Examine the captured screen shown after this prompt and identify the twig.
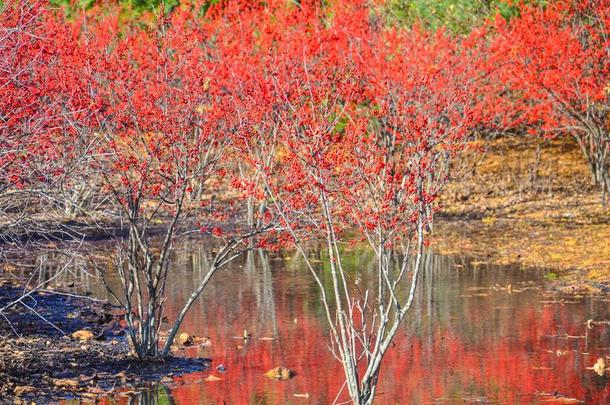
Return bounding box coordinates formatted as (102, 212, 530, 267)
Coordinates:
(40, 290, 106, 302)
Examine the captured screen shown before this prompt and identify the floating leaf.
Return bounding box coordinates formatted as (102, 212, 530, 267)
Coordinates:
(177, 333, 194, 346)
(592, 358, 606, 376)
(265, 366, 294, 381)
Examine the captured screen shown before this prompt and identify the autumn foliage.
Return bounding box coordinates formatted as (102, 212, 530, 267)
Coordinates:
(486, 0, 610, 202)
(1, 0, 608, 402)
(1, 0, 607, 233)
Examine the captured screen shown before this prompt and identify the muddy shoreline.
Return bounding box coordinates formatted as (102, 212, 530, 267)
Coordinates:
(0, 281, 209, 404)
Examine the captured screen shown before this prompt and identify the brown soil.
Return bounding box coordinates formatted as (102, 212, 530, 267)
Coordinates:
(0, 280, 209, 404)
(433, 136, 610, 293)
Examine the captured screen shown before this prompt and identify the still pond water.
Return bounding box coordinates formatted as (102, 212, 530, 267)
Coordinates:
(48, 238, 608, 404)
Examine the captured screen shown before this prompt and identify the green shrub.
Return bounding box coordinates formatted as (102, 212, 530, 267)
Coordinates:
(385, 0, 547, 33)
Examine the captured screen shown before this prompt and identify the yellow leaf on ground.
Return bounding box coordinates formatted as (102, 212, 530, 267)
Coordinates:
(53, 378, 79, 388)
(481, 216, 496, 225)
(72, 330, 94, 341)
(14, 386, 36, 396)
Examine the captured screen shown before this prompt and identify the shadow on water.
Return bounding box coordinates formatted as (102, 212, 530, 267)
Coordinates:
(20, 238, 609, 404)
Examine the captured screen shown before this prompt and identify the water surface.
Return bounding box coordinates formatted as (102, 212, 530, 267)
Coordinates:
(39, 239, 608, 404)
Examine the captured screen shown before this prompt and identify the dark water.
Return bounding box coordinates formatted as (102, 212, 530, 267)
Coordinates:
(32, 238, 608, 404)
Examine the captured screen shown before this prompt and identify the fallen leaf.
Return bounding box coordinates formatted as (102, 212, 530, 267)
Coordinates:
(79, 374, 97, 383)
(114, 371, 128, 380)
(264, 366, 294, 381)
(87, 386, 107, 394)
(14, 386, 36, 396)
(53, 378, 79, 389)
(540, 397, 583, 404)
(72, 330, 94, 341)
(204, 375, 222, 382)
(198, 337, 212, 346)
(481, 216, 497, 225)
(592, 358, 606, 376)
(177, 332, 194, 346)
(556, 350, 568, 356)
(537, 392, 584, 403)
(80, 393, 99, 399)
